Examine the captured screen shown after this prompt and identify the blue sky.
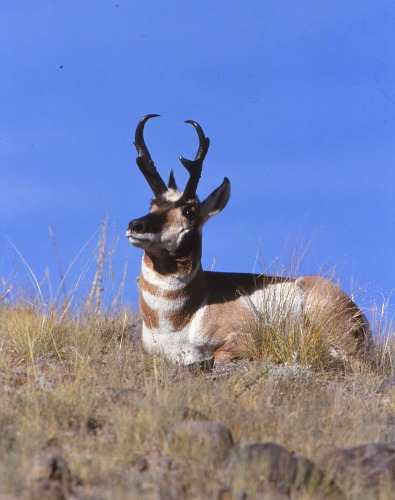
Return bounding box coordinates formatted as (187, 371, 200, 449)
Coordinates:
(1, 1, 395, 322)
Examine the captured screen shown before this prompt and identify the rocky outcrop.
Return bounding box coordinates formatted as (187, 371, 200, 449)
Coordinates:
(229, 442, 343, 499)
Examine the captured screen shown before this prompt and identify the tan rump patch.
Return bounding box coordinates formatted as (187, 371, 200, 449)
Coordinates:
(297, 276, 371, 357)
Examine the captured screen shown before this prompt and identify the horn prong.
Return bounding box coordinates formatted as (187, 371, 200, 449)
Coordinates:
(180, 120, 210, 199)
(168, 170, 178, 190)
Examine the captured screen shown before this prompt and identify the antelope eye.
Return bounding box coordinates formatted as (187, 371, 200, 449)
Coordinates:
(182, 205, 197, 221)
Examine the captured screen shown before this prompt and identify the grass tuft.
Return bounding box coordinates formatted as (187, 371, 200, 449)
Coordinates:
(244, 315, 344, 372)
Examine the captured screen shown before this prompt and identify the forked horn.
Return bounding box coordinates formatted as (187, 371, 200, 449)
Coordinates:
(179, 120, 210, 200)
(134, 114, 167, 197)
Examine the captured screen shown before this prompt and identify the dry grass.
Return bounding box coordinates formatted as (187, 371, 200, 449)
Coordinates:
(244, 314, 346, 373)
(243, 306, 394, 376)
(0, 232, 394, 498)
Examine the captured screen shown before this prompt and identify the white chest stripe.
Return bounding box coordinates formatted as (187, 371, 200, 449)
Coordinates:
(141, 288, 188, 312)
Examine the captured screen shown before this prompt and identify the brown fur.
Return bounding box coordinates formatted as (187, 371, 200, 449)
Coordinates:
(165, 272, 207, 330)
(297, 276, 371, 357)
(139, 293, 159, 329)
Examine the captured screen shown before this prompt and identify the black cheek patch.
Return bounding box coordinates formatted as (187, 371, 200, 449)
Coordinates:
(137, 211, 169, 234)
(176, 229, 201, 256)
(149, 211, 169, 233)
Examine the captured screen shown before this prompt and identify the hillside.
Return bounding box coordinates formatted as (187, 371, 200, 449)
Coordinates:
(0, 295, 394, 499)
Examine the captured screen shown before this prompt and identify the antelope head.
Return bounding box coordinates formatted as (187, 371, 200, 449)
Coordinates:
(127, 115, 231, 261)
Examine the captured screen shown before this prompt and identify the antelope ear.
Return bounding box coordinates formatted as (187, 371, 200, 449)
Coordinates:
(201, 177, 231, 220)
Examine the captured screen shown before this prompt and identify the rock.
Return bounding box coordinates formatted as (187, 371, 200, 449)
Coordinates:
(320, 442, 395, 493)
(86, 416, 103, 435)
(30, 480, 66, 500)
(170, 357, 214, 379)
(217, 487, 232, 500)
(29, 453, 72, 499)
(180, 406, 210, 421)
(4, 371, 29, 388)
(61, 374, 77, 384)
(132, 455, 149, 473)
(106, 387, 145, 404)
(229, 442, 343, 498)
(1, 425, 17, 452)
(378, 377, 395, 392)
(158, 473, 185, 500)
(166, 420, 234, 465)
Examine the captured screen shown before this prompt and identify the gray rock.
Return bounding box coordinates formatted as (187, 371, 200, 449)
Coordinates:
(166, 420, 234, 465)
(379, 377, 395, 392)
(30, 480, 66, 500)
(29, 453, 72, 499)
(229, 442, 343, 499)
(320, 442, 395, 493)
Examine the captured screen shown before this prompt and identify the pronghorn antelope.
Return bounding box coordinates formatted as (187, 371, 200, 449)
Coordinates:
(126, 115, 372, 368)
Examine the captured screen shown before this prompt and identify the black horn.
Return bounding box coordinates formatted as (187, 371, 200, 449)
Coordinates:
(179, 120, 210, 200)
(134, 114, 168, 197)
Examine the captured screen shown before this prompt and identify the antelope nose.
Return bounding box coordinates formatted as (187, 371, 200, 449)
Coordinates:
(129, 219, 145, 233)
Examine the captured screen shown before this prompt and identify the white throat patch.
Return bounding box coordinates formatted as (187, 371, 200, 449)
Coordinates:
(141, 256, 200, 292)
